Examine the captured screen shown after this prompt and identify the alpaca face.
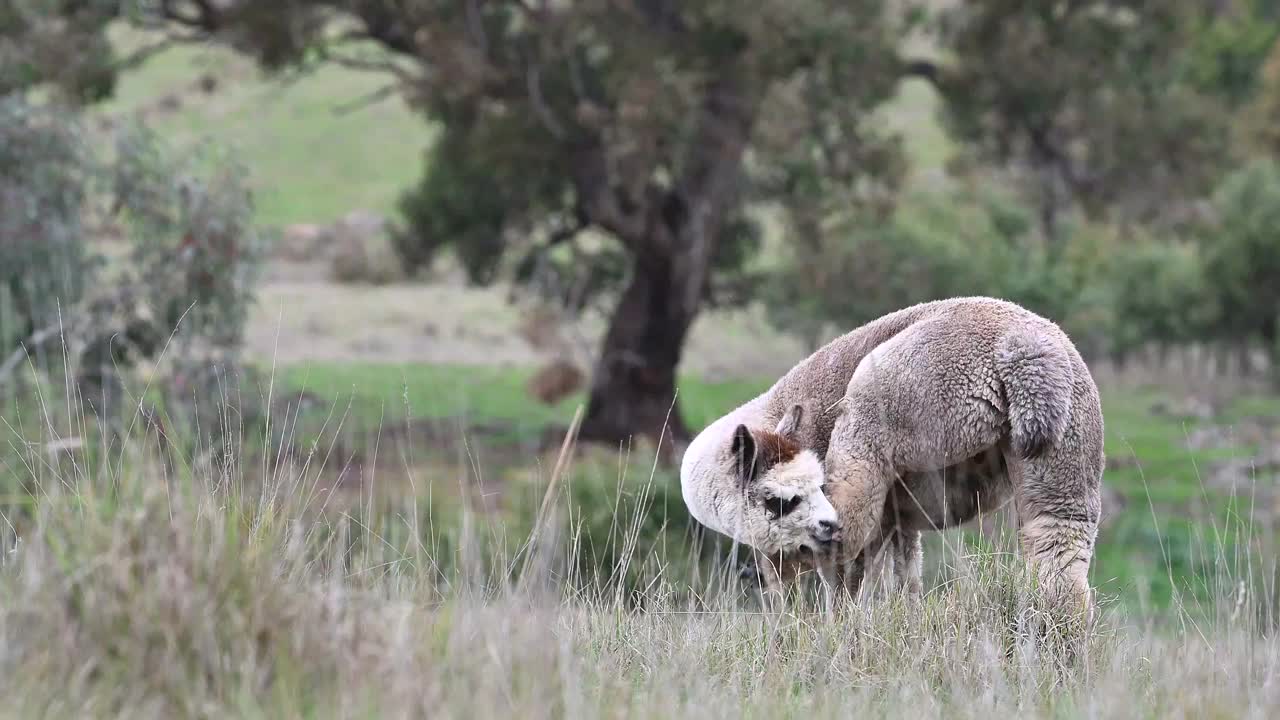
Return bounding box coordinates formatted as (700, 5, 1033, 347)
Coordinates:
(682, 405, 840, 555)
(734, 440, 839, 555)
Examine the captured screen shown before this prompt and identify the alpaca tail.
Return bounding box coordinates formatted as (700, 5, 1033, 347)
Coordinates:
(996, 326, 1075, 459)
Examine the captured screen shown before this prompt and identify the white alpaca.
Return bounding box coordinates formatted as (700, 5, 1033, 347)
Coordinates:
(679, 297, 1104, 608)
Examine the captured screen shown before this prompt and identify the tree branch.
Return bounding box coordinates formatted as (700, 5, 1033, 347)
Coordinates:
(464, 0, 490, 55)
(527, 63, 566, 138)
(0, 322, 66, 387)
(668, 71, 757, 313)
(331, 83, 399, 115)
(157, 0, 223, 33)
(316, 43, 419, 84)
(571, 140, 647, 245)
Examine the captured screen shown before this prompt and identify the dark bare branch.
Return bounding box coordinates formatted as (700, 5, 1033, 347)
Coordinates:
(158, 0, 223, 33)
(0, 322, 67, 386)
(669, 72, 756, 313)
(318, 46, 419, 84)
(110, 36, 180, 72)
(465, 0, 490, 55)
(527, 64, 566, 138)
(570, 139, 646, 245)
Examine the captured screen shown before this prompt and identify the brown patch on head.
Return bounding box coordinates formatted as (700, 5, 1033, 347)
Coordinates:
(752, 430, 800, 477)
(731, 425, 803, 485)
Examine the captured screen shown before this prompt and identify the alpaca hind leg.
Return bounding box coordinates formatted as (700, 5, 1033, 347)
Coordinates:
(892, 529, 924, 596)
(1007, 444, 1102, 621)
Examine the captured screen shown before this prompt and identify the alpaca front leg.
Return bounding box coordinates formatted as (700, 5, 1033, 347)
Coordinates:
(750, 548, 788, 611)
(824, 455, 892, 589)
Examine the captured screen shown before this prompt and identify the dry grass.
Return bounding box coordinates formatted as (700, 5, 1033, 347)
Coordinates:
(245, 273, 808, 382)
(0, 386, 1277, 719)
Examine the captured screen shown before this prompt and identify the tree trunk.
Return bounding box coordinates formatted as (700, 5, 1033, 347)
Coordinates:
(580, 252, 696, 446)
(574, 72, 756, 448)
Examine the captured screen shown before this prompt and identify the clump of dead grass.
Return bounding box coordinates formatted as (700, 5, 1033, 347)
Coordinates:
(0, 393, 1276, 719)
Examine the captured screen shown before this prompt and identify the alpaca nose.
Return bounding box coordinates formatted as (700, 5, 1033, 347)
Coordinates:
(814, 519, 838, 543)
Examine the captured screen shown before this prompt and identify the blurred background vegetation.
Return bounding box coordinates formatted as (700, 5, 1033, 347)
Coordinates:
(3, 0, 1280, 614)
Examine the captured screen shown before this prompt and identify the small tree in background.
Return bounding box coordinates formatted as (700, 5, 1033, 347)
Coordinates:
(1199, 160, 1280, 374)
(1106, 239, 1212, 367)
(0, 96, 93, 356)
(937, 2, 1233, 239)
(0, 95, 261, 437)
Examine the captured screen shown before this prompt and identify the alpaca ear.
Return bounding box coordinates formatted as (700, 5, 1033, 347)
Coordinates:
(774, 404, 803, 439)
(730, 424, 758, 485)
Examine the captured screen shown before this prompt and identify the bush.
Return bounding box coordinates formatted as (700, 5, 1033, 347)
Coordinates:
(1199, 160, 1280, 369)
(0, 96, 93, 350)
(763, 201, 996, 349)
(0, 96, 261, 441)
(1106, 240, 1212, 361)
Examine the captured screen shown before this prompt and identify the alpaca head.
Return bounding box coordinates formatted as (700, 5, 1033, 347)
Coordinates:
(681, 404, 839, 555)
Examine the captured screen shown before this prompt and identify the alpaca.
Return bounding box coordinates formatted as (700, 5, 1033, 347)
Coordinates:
(679, 297, 1104, 609)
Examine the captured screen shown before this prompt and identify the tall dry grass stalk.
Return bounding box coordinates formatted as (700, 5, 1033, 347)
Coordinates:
(0, 373, 1276, 719)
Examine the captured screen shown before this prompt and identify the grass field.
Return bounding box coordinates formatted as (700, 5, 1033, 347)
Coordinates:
(100, 26, 433, 228)
(0, 387, 1275, 717)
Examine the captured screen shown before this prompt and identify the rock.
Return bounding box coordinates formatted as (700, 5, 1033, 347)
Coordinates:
(156, 93, 183, 113)
(338, 209, 386, 233)
(1185, 421, 1280, 452)
(277, 223, 325, 261)
(327, 211, 401, 285)
(527, 358, 584, 406)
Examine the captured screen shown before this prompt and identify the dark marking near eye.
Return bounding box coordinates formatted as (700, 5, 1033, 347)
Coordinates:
(764, 494, 804, 519)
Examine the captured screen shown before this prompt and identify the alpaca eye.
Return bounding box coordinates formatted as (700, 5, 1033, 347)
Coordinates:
(765, 494, 804, 519)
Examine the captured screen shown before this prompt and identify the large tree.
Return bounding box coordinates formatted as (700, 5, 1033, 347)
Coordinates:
(135, 0, 1238, 444)
(141, 0, 910, 443)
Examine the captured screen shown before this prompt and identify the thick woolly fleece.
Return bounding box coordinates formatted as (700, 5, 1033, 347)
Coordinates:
(680, 296, 1105, 600)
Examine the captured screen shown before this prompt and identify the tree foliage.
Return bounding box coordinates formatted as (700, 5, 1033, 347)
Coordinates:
(0, 0, 120, 102)
(1243, 37, 1280, 156)
(0, 95, 93, 347)
(1199, 160, 1280, 361)
(1106, 239, 1212, 360)
(937, 1, 1233, 235)
(0, 95, 260, 427)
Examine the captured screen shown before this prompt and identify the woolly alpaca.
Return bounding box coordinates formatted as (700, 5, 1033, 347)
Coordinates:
(679, 297, 1104, 608)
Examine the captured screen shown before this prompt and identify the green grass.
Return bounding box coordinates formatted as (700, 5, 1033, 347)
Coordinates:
(276, 361, 770, 436)
(98, 23, 955, 231)
(270, 361, 1280, 612)
(101, 26, 433, 228)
